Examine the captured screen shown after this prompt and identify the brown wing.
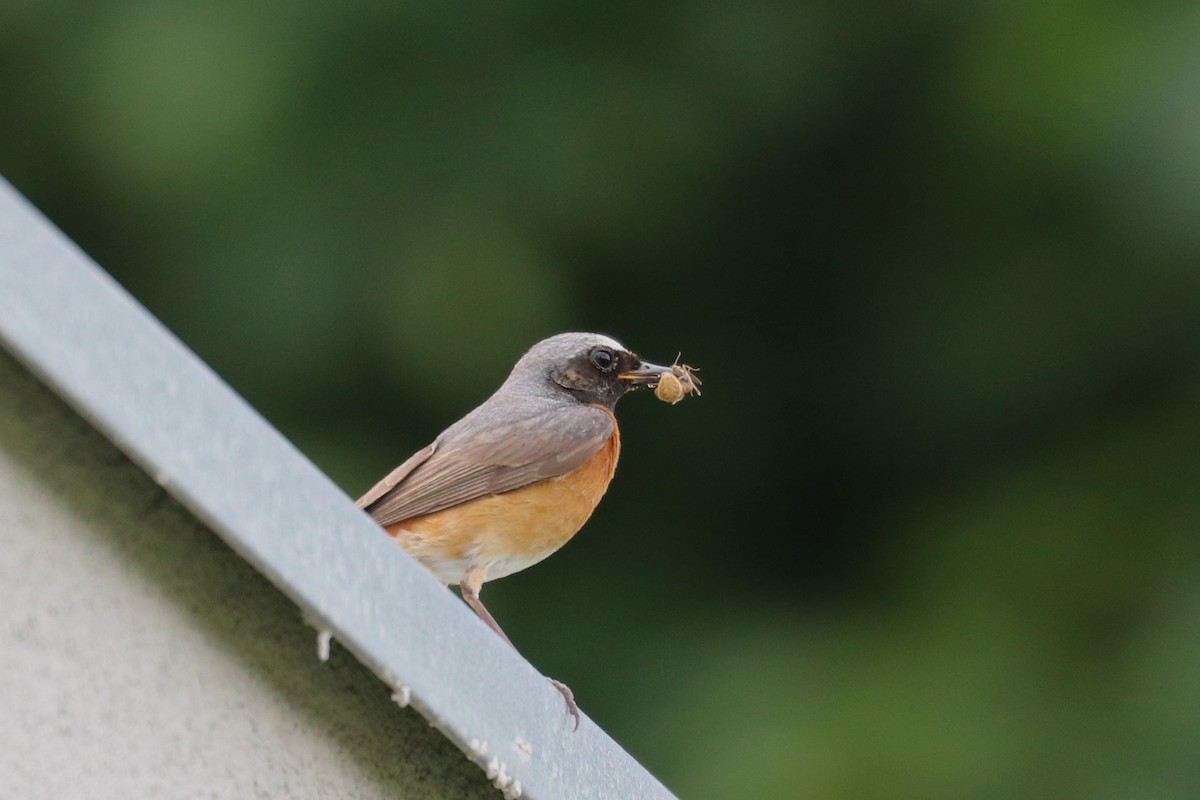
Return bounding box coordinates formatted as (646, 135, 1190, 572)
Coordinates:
(357, 403, 613, 527)
(355, 442, 437, 511)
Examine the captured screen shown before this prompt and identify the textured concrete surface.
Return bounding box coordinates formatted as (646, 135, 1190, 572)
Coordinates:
(0, 348, 498, 800)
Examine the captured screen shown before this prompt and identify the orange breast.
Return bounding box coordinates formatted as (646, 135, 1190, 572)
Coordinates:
(386, 417, 621, 585)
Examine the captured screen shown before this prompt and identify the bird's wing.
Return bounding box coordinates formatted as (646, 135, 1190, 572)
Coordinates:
(357, 404, 614, 527)
(355, 442, 438, 511)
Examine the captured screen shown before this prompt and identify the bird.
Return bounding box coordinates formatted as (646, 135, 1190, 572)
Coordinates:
(356, 332, 680, 728)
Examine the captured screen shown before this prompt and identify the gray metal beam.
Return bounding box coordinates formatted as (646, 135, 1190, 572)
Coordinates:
(0, 177, 677, 800)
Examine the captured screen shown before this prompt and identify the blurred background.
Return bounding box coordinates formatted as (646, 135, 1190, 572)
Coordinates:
(4, 3, 1200, 797)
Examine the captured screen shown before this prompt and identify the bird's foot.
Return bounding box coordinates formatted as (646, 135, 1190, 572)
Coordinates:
(549, 678, 580, 731)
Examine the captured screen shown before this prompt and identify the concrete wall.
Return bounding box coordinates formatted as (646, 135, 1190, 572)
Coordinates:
(0, 347, 497, 799)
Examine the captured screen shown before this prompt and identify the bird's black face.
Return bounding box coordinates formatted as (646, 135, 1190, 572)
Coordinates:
(552, 343, 671, 409)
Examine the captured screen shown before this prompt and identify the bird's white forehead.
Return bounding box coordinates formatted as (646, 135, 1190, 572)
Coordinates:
(510, 333, 635, 376)
(532, 331, 628, 355)
(591, 333, 626, 351)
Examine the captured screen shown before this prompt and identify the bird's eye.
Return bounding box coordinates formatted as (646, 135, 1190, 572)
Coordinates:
(590, 347, 616, 371)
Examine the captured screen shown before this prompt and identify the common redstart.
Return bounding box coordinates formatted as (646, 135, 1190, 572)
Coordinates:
(357, 332, 689, 728)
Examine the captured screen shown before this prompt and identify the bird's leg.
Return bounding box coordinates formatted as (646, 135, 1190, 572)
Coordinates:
(459, 566, 515, 647)
(459, 566, 581, 730)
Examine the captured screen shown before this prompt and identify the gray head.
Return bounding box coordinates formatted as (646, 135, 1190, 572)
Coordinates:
(501, 332, 672, 409)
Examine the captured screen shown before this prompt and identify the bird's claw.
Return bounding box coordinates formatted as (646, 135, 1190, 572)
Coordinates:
(549, 678, 580, 731)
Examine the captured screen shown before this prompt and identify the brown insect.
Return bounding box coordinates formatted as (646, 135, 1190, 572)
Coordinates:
(654, 357, 702, 404)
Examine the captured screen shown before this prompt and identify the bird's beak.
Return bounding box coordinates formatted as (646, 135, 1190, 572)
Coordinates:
(617, 360, 673, 387)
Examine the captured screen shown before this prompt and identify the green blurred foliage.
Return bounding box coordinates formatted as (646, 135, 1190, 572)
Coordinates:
(5, 2, 1200, 797)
